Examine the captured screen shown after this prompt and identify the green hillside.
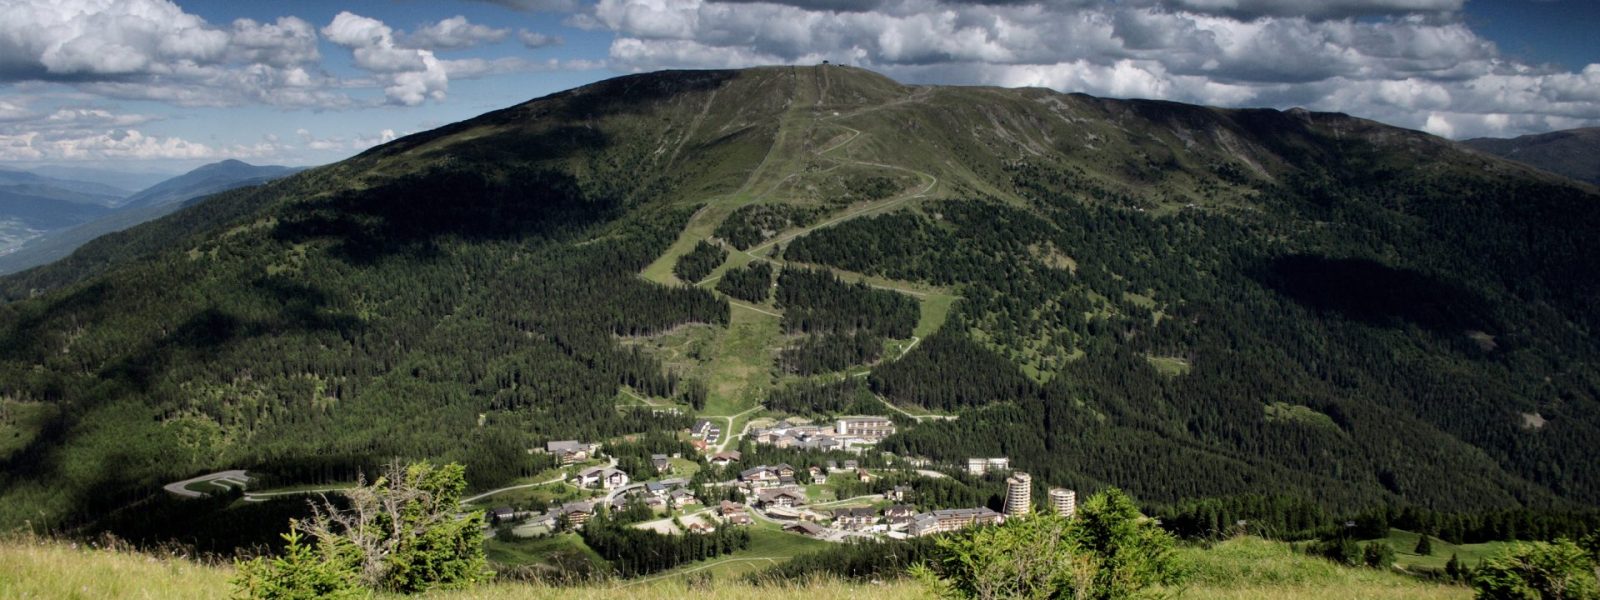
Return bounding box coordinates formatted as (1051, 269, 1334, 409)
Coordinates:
(0, 65, 1597, 549)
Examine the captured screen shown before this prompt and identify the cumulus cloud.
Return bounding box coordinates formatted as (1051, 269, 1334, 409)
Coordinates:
(0, 127, 291, 162)
(322, 11, 449, 106)
(468, 0, 584, 13)
(589, 0, 1600, 138)
(401, 16, 509, 50)
(518, 29, 564, 49)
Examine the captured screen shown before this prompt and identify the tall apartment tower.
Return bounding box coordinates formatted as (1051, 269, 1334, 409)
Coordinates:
(1004, 472, 1032, 518)
(1048, 487, 1077, 518)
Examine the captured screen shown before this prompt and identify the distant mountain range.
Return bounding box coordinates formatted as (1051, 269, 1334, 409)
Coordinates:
(0, 160, 301, 274)
(1463, 127, 1600, 185)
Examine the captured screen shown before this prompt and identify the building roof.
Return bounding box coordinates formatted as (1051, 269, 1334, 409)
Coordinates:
(785, 522, 827, 536)
(546, 440, 587, 453)
(930, 507, 1002, 519)
(837, 416, 893, 423)
(561, 501, 595, 514)
(832, 507, 876, 519)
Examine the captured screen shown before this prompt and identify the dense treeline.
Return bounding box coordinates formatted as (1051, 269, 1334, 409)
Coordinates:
(673, 240, 726, 283)
(763, 378, 881, 416)
(778, 331, 883, 375)
(0, 163, 728, 537)
(712, 203, 820, 250)
(774, 267, 917, 338)
(803, 183, 1600, 513)
(714, 261, 772, 303)
(604, 432, 699, 481)
(579, 509, 750, 577)
(868, 331, 1036, 412)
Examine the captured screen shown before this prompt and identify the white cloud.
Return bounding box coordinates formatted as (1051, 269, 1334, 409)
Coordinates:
(401, 16, 509, 50)
(518, 29, 564, 49)
(228, 16, 320, 67)
(322, 11, 448, 105)
(0, 128, 290, 162)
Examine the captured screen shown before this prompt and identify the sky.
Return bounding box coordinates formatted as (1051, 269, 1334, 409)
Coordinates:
(1, 0, 1597, 174)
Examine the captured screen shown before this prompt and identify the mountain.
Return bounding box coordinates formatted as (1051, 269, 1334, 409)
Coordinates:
(114, 159, 300, 211)
(0, 160, 300, 275)
(0, 66, 1596, 551)
(0, 168, 131, 203)
(1463, 127, 1600, 185)
(23, 165, 179, 195)
(0, 169, 126, 255)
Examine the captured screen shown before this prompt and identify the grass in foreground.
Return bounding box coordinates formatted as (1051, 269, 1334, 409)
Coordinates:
(0, 534, 1474, 600)
(1173, 536, 1471, 600)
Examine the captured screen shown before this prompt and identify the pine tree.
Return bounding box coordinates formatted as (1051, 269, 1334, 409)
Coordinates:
(1414, 534, 1434, 556)
(1445, 553, 1463, 581)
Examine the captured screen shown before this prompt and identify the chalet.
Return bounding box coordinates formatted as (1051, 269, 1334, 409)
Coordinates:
(575, 466, 630, 490)
(544, 440, 596, 464)
(560, 501, 596, 528)
(756, 487, 807, 509)
(888, 485, 912, 502)
(835, 416, 896, 440)
(489, 507, 516, 524)
(709, 450, 742, 466)
(908, 507, 1005, 537)
(725, 512, 753, 526)
(690, 439, 710, 451)
(686, 521, 716, 534)
(827, 460, 842, 473)
(719, 500, 744, 516)
(843, 460, 859, 470)
(740, 464, 796, 487)
(645, 481, 669, 497)
(808, 465, 823, 479)
(885, 505, 916, 528)
(670, 488, 699, 508)
(784, 522, 828, 538)
(651, 454, 672, 473)
(856, 468, 873, 483)
(831, 507, 877, 530)
(690, 420, 714, 438)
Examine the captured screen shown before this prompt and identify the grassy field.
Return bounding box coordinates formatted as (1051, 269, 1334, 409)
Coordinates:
(1172, 537, 1472, 600)
(1368, 529, 1514, 571)
(0, 534, 1479, 600)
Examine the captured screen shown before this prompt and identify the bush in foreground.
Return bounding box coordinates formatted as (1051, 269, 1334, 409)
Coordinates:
(233, 461, 489, 598)
(1471, 538, 1597, 600)
(911, 488, 1183, 599)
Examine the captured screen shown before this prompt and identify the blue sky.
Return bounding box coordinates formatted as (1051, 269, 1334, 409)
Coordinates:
(1, 0, 1596, 173)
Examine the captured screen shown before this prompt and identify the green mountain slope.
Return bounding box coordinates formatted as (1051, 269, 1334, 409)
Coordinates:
(0, 160, 303, 276)
(0, 66, 1596, 541)
(1463, 127, 1600, 185)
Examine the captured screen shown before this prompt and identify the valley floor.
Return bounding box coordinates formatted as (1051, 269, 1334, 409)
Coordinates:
(0, 535, 1471, 599)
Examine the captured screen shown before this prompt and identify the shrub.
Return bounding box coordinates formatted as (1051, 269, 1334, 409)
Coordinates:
(912, 487, 1182, 599)
(232, 461, 489, 598)
(1363, 542, 1395, 569)
(1471, 539, 1598, 600)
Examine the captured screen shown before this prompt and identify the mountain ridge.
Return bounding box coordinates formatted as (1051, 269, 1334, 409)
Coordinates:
(1462, 127, 1600, 185)
(0, 66, 1595, 550)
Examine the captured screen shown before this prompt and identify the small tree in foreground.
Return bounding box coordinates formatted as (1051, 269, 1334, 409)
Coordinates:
(912, 488, 1182, 600)
(1471, 539, 1598, 600)
(233, 461, 489, 598)
(1363, 542, 1396, 569)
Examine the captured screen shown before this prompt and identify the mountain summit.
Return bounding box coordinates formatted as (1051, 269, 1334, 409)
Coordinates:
(0, 66, 1596, 543)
